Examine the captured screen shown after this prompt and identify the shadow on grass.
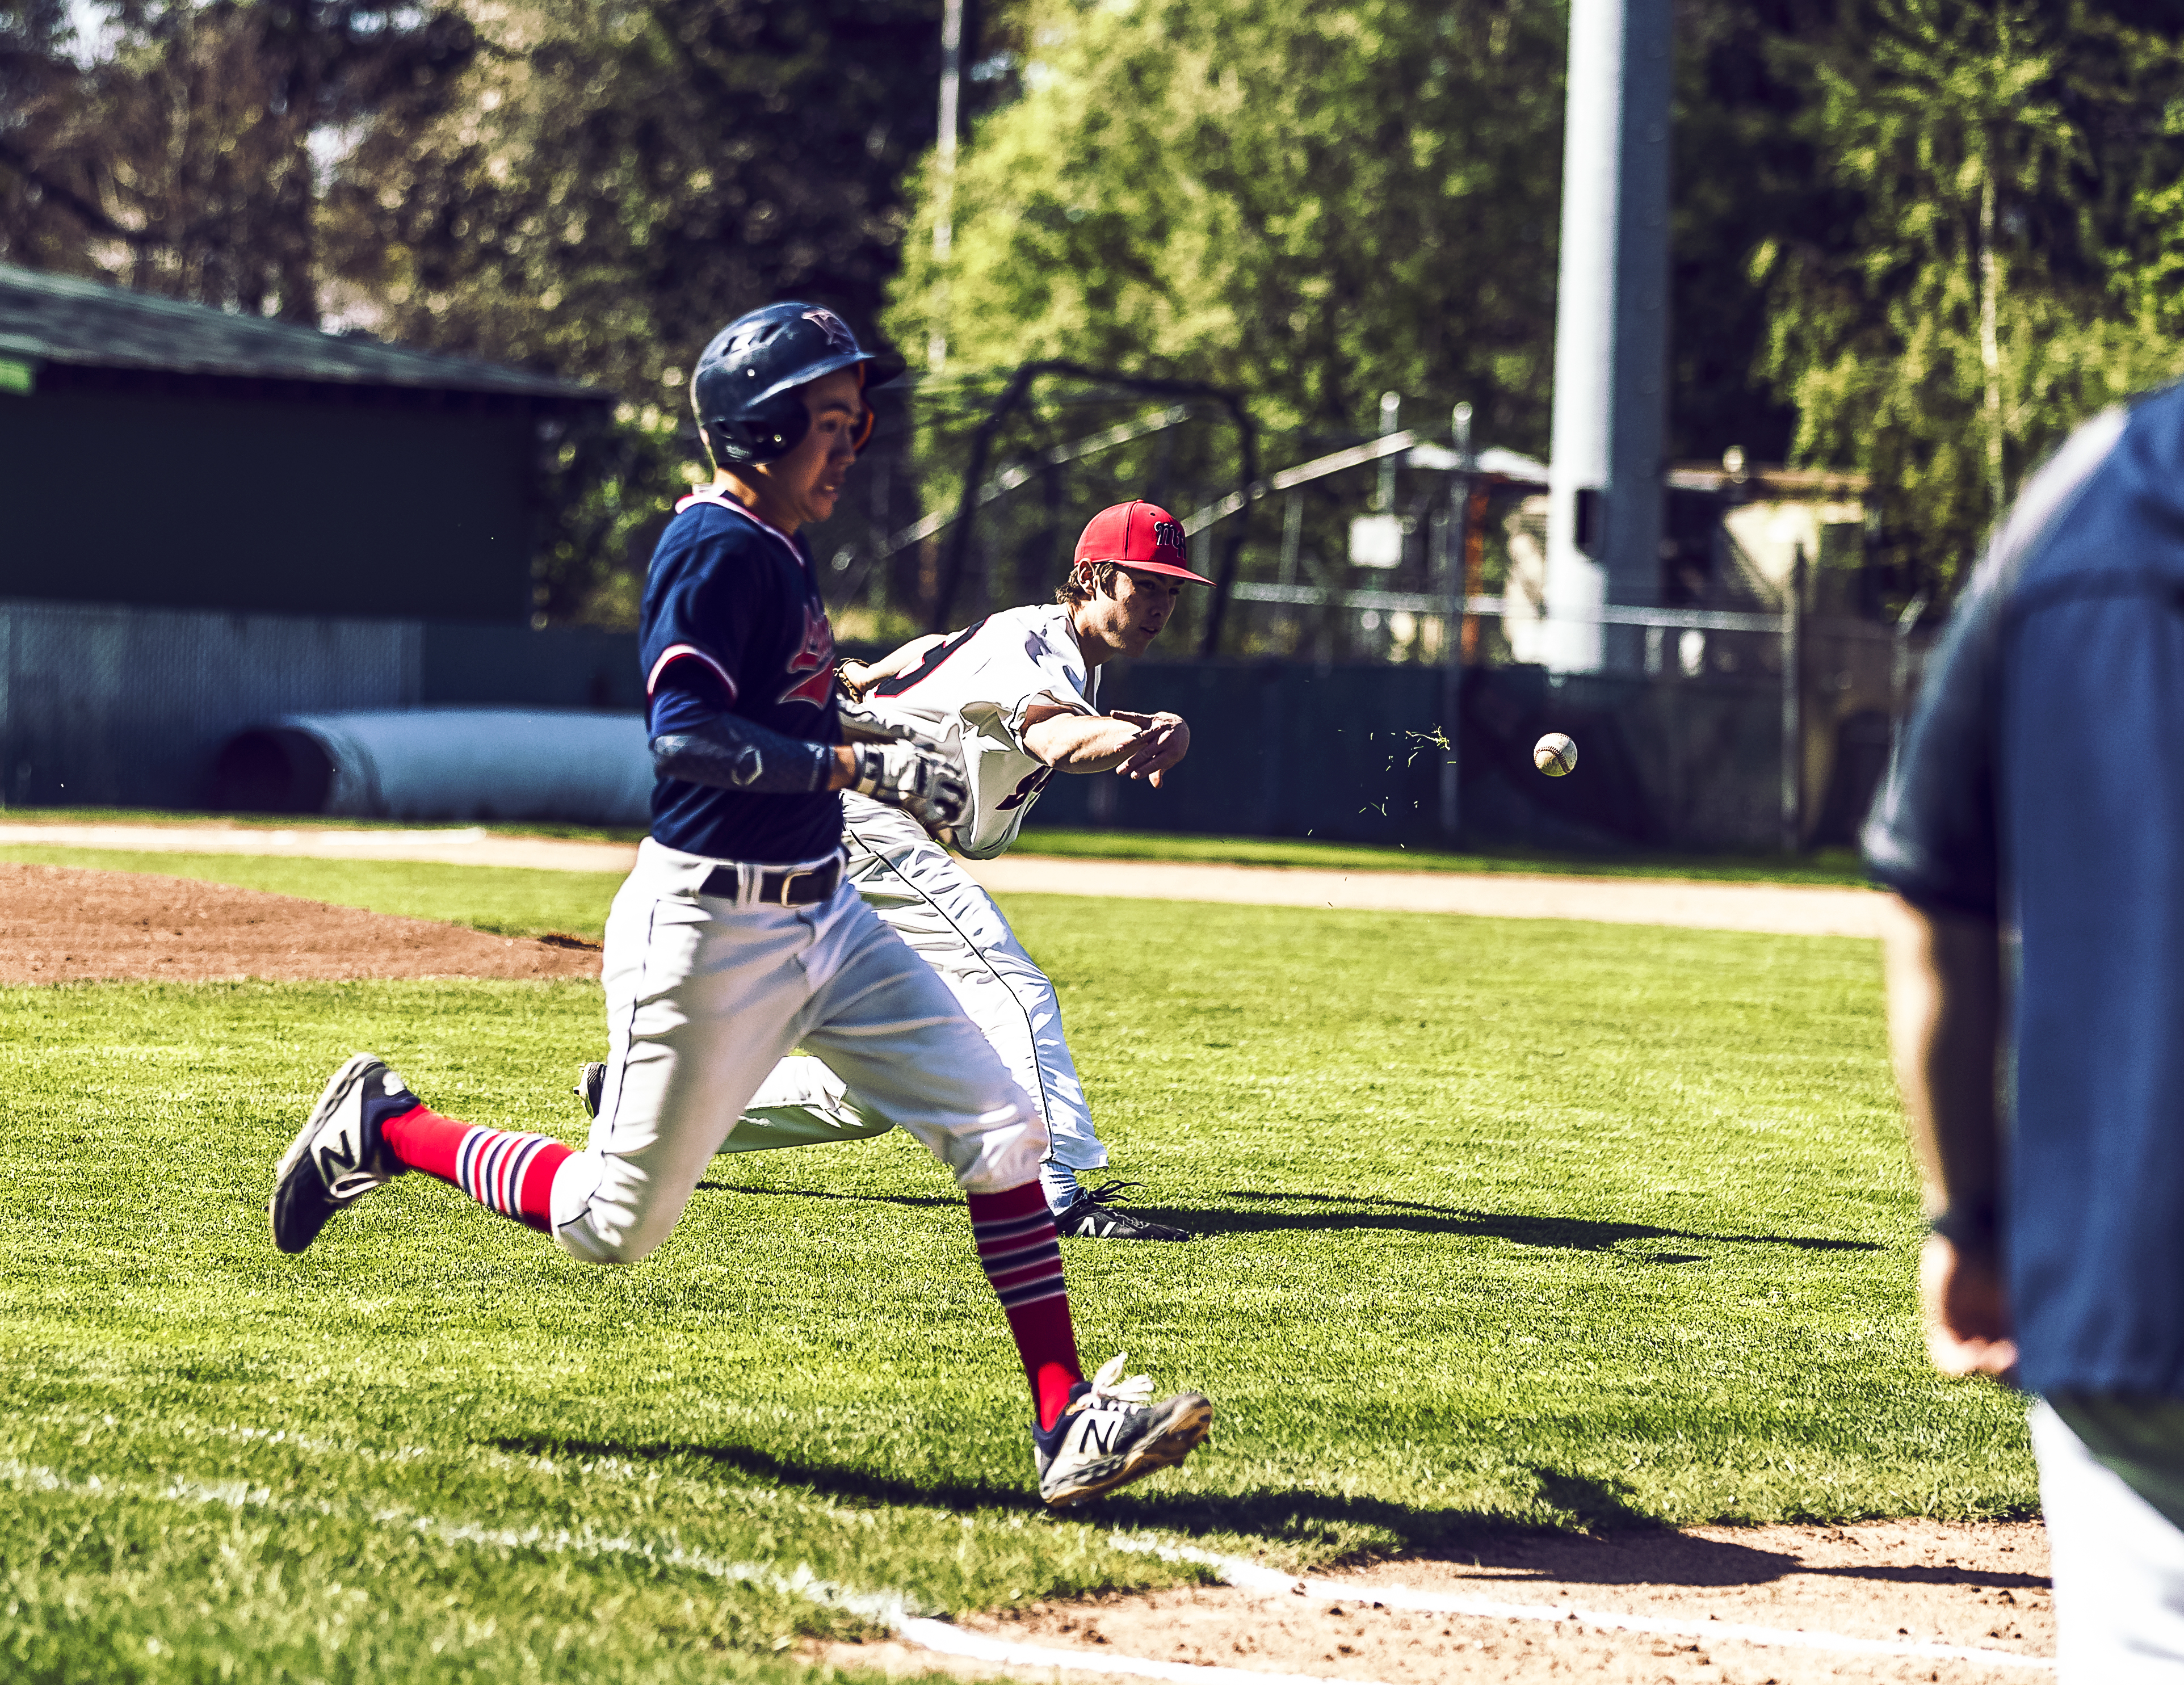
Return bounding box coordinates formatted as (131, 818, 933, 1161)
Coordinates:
(690, 1182, 1883, 1255)
(490, 1425, 1538, 1549)
(486, 1432, 2038, 1590)
(1213, 1188, 1886, 1254)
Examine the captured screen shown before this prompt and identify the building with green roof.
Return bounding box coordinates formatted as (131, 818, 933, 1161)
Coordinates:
(0, 263, 608, 624)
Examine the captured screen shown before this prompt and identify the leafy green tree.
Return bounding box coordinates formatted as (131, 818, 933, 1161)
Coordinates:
(331, 0, 982, 621)
(889, 0, 1568, 458)
(0, 0, 99, 274)
(1753, 0, 2184, 595)
(1669, 0, 1839, 466)
(0, 1, 474, 319)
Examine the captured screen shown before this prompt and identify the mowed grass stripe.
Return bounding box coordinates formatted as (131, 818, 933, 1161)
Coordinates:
(0, 891, 2032, 1682)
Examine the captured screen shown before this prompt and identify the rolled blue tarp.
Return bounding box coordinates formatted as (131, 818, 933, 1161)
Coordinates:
(212, 708, 652, 825)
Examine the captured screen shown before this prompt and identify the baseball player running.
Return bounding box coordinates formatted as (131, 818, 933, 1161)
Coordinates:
(266, 302, 1211, 1508)
(759, 505, 1205, 1239)
(574, 502, 1206, 1241)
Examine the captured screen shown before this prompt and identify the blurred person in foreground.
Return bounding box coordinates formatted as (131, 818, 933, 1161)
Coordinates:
(1866, 389, 2184, 1678)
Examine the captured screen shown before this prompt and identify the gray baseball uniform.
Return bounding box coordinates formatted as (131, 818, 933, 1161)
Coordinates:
(722, 605, 1110, 1207)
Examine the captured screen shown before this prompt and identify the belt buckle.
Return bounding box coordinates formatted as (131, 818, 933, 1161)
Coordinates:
(775, 864, 813, 905)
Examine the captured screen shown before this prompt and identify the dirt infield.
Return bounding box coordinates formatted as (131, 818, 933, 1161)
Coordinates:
(0, 862, 601, 984)
(824, 1520, 2052, 1683)
(0, 820, 1888, 936)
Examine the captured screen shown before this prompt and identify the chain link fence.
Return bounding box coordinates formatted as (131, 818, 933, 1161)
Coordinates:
(1, 376, 1936, 850)
(802, 376, 1937, 854)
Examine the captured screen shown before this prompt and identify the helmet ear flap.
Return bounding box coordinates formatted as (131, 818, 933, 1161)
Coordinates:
(707, 391, 811, 465)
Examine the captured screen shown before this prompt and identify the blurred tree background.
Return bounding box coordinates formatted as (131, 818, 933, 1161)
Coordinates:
(1748, 0, 2184, 593)
(3, 0, 2182, 620)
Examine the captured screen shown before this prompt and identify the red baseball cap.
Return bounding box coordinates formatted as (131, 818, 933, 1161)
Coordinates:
(1072, 501, 1213, 584)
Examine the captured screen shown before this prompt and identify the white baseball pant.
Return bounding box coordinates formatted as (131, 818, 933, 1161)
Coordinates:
(730, 800, 1107, 1185)
(2035, 1394, 2184, 1679)
(548, 837, 1045, 1265)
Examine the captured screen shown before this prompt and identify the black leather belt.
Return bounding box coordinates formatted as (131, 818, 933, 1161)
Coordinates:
(698, 854, 844, 906)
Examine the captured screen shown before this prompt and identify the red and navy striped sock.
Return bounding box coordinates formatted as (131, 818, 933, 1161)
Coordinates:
(382, 1105, 572, 1232)
(968, 1182, 1082, 1430)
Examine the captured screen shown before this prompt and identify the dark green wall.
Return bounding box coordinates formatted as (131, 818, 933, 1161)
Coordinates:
(0, 384, 540, 622)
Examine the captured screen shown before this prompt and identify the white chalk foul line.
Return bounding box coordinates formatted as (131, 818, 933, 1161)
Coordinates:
(4, 1459, 2051, 1679)
(0, 1459, 913, 1627)
(899, 1619, 1393, 1685)
(7, 1458, 1374, 1684)
(1111, 1535, 2053, 1673)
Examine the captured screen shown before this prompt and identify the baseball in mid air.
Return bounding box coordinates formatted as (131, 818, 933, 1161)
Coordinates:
(1534, 732, 1578, 777)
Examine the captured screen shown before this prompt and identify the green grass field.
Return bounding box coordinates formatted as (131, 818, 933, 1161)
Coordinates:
(1013, 827, 1874, 886)
(0, 855, 2030, 1682)
(0, 804, 1871, 885)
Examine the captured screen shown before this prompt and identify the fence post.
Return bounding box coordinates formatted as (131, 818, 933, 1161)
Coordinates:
(1438, 584, 1463, 835)
(1779, 544, 1805, 853)
(1438, 402, 1474, 836)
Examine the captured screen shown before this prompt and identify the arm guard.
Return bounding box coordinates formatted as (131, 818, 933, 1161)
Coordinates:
(651, 712, 834, 794)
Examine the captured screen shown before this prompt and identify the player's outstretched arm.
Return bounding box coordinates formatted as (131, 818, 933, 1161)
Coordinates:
(1023, 708, 1191, 787)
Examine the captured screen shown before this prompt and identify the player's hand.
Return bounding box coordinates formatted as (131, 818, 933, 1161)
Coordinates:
(1111, 710, 1190, 787)
(835, 659, 875, 701)
(1919, 1233, 2018, 1380)
(849, 740, 970, 829)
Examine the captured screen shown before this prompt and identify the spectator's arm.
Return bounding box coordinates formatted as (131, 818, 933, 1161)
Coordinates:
(1883, 893, 2015, 1379)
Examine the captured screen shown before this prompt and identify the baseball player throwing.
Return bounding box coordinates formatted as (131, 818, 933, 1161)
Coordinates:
(267, 302, 1211, 1507)
(607, 501, 1206, 1241)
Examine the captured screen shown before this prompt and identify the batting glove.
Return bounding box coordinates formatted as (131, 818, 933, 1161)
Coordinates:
(850, 740, 971, 830)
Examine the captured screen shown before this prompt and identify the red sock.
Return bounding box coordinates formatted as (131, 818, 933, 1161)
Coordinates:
(383, 1104, 572, 1232)
(968, 1182, 1082, 1429)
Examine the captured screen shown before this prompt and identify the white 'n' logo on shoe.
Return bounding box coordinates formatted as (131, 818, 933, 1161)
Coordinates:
(1080, 1417, 1120, 1456)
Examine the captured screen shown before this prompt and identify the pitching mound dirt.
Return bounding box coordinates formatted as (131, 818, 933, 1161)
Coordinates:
(0, 862, 601, 984)
(822, 1520, 2049, 1684)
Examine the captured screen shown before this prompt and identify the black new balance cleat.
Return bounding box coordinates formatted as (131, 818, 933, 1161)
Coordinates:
(574, 1061, 607, 1119)
(1053, 1180, 1191, 1242)
(268, 1053, 415, 1254)
(1033, 1353, 1212, 1507)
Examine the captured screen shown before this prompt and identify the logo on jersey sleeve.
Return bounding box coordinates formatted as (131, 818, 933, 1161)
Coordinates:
(779, 599, 837, 707)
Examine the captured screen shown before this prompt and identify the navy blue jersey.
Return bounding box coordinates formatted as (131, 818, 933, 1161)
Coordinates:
(1865, 384, 2184, 1396)
(640, 490, 842, 864)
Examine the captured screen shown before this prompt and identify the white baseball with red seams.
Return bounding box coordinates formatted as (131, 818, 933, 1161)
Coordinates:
(1534, 732, 1579, 776)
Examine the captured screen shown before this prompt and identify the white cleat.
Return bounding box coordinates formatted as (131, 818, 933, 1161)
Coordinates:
(1033, 1352, 1212, 1507)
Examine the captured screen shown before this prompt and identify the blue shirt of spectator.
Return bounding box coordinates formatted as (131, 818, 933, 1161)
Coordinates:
(1865, 383, 2184, 1396)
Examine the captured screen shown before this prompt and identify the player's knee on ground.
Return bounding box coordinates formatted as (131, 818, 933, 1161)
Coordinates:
(547, 1150, 680, 1265)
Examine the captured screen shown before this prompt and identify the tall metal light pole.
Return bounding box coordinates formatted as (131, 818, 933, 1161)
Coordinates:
(927, 0, 965, 374)
(1541, 0, 1673, 674)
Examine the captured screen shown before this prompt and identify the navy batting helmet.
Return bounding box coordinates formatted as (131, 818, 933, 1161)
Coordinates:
(690, 302, 905, 468)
